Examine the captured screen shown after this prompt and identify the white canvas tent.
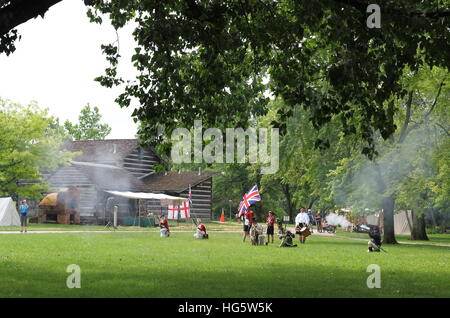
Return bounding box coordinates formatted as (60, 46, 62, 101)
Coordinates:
(0, 197, 20, 226)
(366, 211, 412, 235)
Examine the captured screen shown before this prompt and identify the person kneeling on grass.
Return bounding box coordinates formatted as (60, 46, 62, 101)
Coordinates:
(278, 231, 297, 247)
(159, 215, 170, 237)
(368, 227, 382, 252)
(250, 219, 267, 246)
(277, 219, 286, 239)
(194, 219, 208, 239)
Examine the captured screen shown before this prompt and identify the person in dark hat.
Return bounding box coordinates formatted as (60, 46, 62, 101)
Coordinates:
(368, 227, 382, 252)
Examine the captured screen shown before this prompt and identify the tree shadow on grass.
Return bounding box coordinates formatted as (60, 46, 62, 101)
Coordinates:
(1, 259, 449, 298)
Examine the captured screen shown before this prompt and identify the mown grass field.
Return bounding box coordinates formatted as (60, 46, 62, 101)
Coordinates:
(0, 229, 449, 298)
(0, 221, 242, 232)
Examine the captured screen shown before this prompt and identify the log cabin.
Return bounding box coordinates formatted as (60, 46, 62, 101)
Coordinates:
(28, 139, 216, 224)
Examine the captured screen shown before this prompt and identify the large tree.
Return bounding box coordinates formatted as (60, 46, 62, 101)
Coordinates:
(329, 66, 449, 243)
(0, 98, 75, 198)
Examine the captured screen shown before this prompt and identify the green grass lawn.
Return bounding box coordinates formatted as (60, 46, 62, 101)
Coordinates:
(0, 231, 449, 298)
(0, 221, 242, 232)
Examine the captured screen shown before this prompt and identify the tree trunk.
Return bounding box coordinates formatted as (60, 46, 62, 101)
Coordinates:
(281, 183, 294, 223)
(382, 196, 398, 244)
(410, 210, 429, 240)
(429, 208, 437, 230)
(440, 217, 447, 234)
(308, 195, 320, 210)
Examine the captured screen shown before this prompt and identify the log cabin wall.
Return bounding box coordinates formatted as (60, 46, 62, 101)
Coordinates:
(178, 178, 213, 221)
(121, 148, 160, 178)
(134, 178, 213, 221)
(36, 140, 216, 224)
(137, 198, 166, 216)
(46, 166, 98, 218)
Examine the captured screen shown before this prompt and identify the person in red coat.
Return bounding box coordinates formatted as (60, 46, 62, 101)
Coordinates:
(194, 219, 208, 239)
(159, 215, 170, 237)
(242, 208, 255, 242)
(266, 211, 276, 243)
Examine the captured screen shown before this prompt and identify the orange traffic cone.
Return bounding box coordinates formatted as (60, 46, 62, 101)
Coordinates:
(220, 212, 225, 223)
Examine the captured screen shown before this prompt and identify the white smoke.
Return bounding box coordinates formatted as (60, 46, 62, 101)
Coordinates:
(326, 213, 352, 228)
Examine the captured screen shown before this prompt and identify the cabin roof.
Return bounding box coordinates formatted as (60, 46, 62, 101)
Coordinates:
(62, 139, 159, 163)
(141, 171, 217, 193)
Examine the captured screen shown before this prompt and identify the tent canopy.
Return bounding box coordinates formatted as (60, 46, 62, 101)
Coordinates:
(0, 197, 20, 226)
(105, 191, 188, 206)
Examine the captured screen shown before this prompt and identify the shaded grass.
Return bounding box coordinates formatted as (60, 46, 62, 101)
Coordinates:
(0, 232, 449, 298)
(335, 230, 450, 246)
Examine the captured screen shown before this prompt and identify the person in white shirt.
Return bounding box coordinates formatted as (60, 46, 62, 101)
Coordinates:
(295, 207, 311, 244)
(295, 207, 310, 227)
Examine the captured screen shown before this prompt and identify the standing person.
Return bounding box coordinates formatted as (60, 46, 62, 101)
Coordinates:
(242, 208, 254, 242)
(295, 207, 310, 244)
(266, 211, 275, 243)
(315, 210, 323, 233)
(19, 200, 28, 233)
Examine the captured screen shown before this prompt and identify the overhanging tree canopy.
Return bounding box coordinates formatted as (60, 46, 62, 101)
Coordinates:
(83, 0, 450, 156)
(1, 1, 449, 156)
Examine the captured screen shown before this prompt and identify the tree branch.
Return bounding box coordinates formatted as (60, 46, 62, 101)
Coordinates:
(434, 122, 450, 137)
(424, 73, 447, 121)
(398, 90, 413, 144)
(0, 160, 23, 169)
(0, 176, 17, 186)
(0, 0, 63, 37)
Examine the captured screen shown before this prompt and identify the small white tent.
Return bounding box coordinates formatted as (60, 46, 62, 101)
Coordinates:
(0, 197, 21, 226)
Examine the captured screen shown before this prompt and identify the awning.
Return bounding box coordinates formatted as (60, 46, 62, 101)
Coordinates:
(105, 191, 188, 206)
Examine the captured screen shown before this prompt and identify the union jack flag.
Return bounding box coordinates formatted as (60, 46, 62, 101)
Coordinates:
(238, 184, 261, 217)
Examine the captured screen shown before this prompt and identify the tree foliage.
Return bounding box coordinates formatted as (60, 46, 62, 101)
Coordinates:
(0, 0, 63, 55)
(329, 66, 450, 241)
(0, 98, 75, 198)
(85, 0, 450, 156)
(64, 104, 112, 141)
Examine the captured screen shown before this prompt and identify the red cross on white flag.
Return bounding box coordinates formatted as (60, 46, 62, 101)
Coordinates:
(168, 205, 179, 220)
(179, 201, 190, 219)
